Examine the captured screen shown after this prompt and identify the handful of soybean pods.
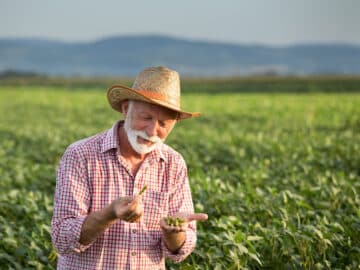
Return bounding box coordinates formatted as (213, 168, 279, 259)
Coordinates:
(164, 217, 185, 227)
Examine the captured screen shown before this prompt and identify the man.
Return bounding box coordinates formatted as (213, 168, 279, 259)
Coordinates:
(51, 66, 208, 269)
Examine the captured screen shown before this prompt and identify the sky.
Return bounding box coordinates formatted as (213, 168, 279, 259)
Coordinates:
(1, 0, 360, 46)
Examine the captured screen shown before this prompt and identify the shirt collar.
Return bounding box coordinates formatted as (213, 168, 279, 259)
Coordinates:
(100, 121, 167, 163)
(100, 121, 119, 153)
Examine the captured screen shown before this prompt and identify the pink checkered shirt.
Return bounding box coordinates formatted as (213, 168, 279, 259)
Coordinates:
(51, 121, 197, 270)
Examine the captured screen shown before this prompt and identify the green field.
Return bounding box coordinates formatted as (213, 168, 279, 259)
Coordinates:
(0, 83, 359, 269)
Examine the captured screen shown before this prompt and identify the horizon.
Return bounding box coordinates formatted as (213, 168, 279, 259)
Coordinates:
(1, 34, 360, 48)
(1, 35, 360, 77)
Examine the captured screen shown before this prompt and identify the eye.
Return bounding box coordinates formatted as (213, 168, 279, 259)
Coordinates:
(159, 121, 166, 128)
(139, 114, 152, 121)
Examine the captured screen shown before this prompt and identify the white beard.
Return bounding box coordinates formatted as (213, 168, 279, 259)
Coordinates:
(123, 106, 164, 155)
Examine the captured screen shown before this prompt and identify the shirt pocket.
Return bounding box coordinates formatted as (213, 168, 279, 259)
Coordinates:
(142, 189, 168, 231)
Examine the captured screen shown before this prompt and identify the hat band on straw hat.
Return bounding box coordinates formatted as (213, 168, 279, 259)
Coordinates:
(135, 90, 165, 101)
(133, 89, 179, 107)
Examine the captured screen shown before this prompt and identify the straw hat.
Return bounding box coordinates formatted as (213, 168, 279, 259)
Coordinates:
(107, 66, 200, 119)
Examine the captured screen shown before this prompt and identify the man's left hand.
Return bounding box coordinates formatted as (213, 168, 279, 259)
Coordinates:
(160, 212, 208, 252)
(160, 212, 208, 232)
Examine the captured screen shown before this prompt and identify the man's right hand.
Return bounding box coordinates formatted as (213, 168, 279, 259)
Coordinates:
(110, 196, 144, 222)
(80, 195, 144, 245)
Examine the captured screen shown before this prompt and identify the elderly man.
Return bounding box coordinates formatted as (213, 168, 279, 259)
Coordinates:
(51, 66, 208, 269)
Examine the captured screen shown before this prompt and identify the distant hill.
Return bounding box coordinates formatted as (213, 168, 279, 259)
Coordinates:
(1, 35, 360, 76)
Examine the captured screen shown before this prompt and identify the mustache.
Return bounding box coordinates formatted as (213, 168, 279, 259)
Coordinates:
(134, 130, 163, 144)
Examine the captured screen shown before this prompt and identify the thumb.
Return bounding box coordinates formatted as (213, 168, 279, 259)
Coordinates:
(127, 195, 140, 209)
(186, 213, 208, 222)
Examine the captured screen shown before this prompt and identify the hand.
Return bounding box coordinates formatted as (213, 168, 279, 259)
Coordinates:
(160, 212, 208, 233)
(110, 195, 144, 222)
(160, 212, 208, 252)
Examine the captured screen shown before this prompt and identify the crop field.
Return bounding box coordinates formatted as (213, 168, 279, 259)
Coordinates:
(0, 80, 359, 269)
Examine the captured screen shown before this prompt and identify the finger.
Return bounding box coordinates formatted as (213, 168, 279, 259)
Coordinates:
(126, 196, 140, 212)
(159, 218, 167, 229)
(160, 218, 176, 232)
(130, 215, 142, 223)
(132, 194, 141, 203)
(123, 198, 143, 219)
(162, 224, 183, 233)
(126, 214, 139, 223)
(186, 213, 208, 222)
(122, 209, 136, 220)
(179, 223, 188, 231)
(115, 196, 133, 206)
(129, 212, 143, 223)
(133, 207, 144, 221)
(125, 207, 143, 222)
(125, 212, 139, 222)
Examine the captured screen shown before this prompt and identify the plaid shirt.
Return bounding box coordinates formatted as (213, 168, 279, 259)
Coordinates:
(51, 121, 196, 270)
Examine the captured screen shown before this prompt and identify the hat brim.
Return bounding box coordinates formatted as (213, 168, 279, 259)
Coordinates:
(107, 84, 200, 120)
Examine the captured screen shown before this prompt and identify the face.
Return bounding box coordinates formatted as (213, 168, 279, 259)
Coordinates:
(123, 100, 178, 154)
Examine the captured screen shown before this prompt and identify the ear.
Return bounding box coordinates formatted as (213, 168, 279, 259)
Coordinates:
(121, 100, 129, 115)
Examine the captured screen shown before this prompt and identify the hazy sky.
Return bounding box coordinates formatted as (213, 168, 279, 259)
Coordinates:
(1, 0, 360, 45)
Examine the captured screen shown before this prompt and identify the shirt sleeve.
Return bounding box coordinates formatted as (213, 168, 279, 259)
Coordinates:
(51, 146, 93, 255)
(162, 156, 197, 263)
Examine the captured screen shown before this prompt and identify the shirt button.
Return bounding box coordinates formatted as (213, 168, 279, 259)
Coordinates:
(131, 251, 137, 256)
(132, 229, 137, 233)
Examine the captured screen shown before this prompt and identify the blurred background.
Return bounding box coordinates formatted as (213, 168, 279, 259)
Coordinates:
(1, 0, 360, 78)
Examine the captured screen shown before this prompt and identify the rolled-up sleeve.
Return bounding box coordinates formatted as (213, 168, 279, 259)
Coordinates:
(162, 157, 197, 262)
(51, 146, 93, 255)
